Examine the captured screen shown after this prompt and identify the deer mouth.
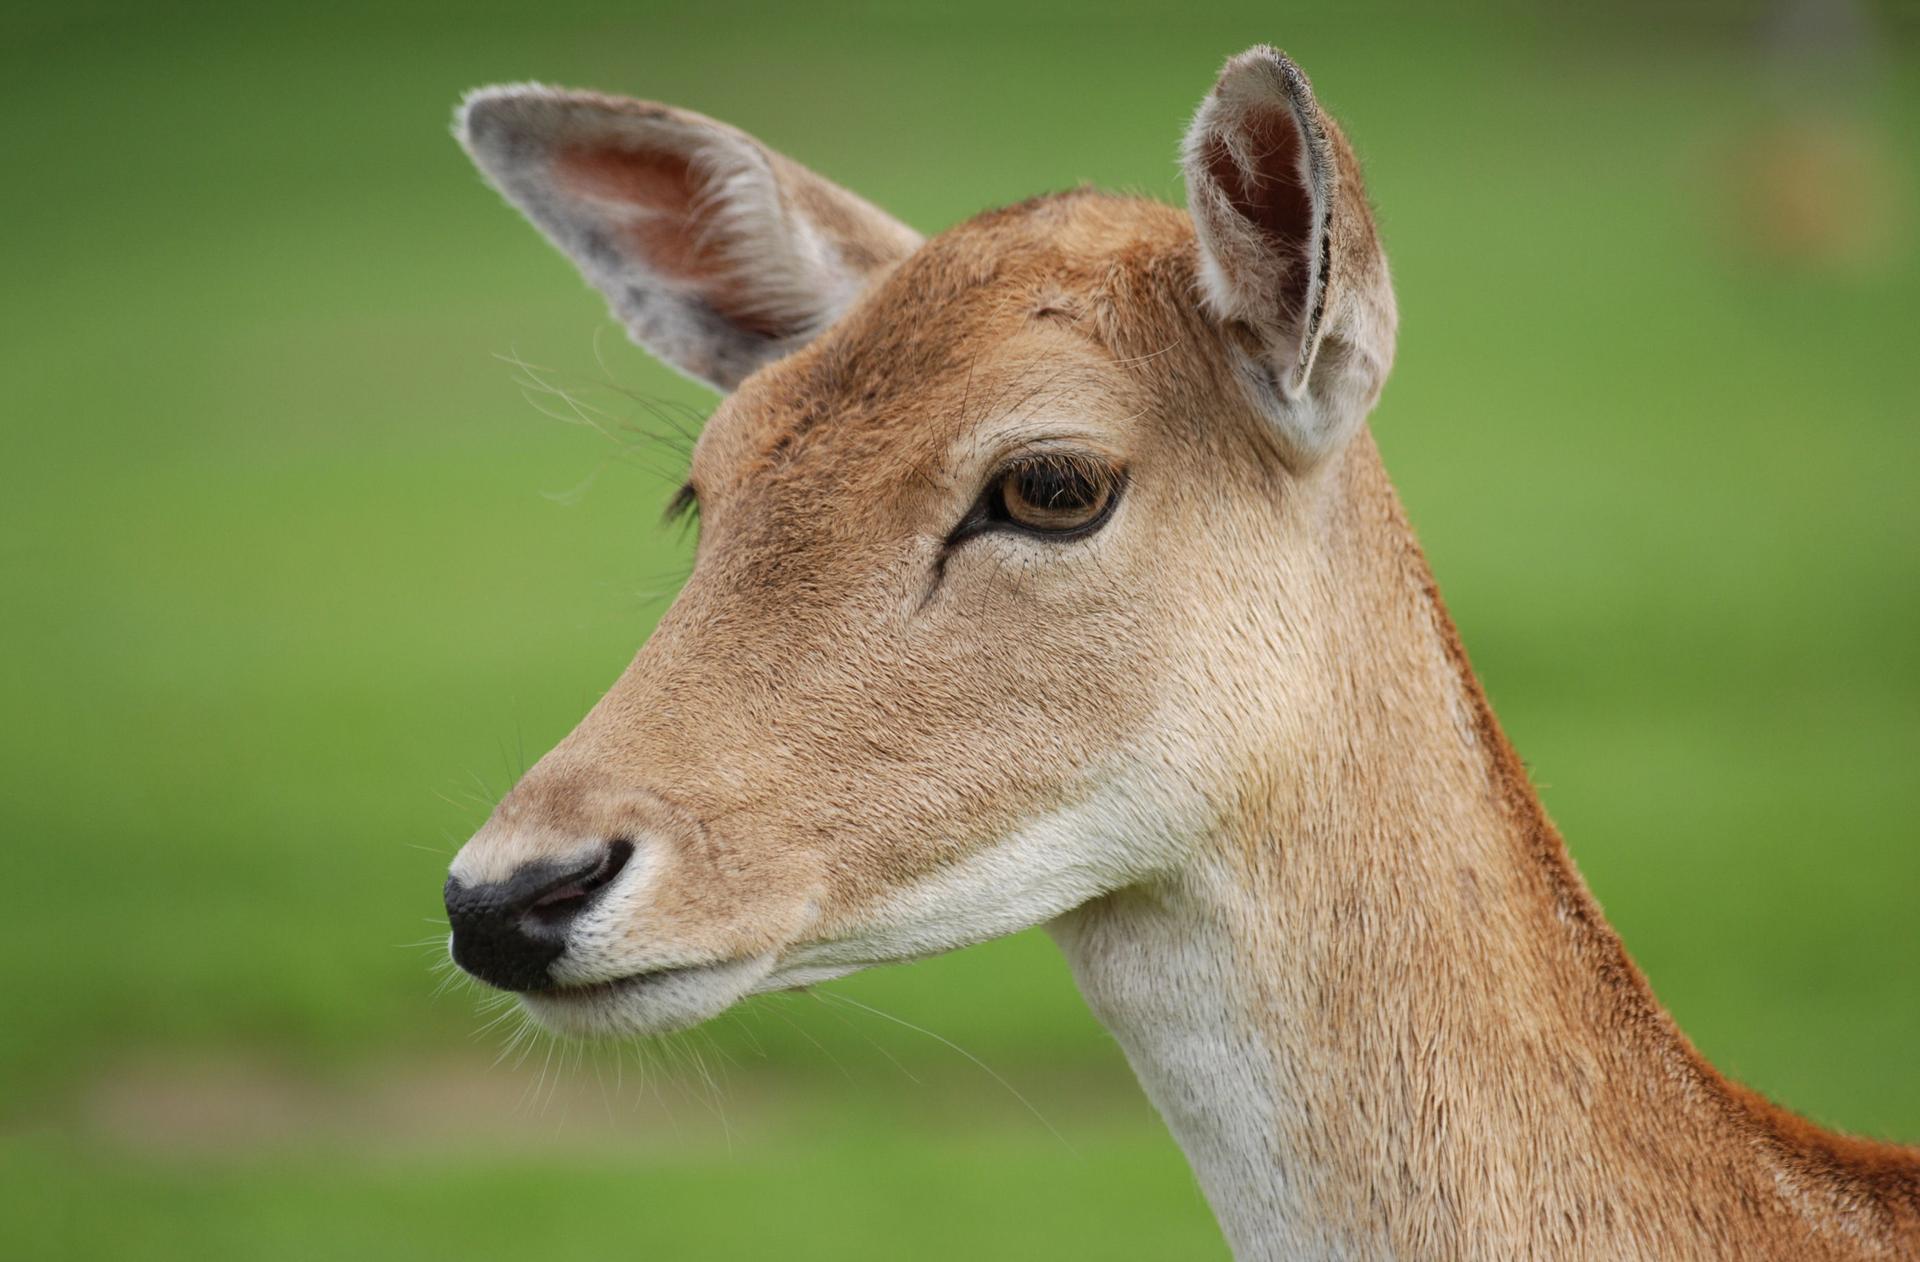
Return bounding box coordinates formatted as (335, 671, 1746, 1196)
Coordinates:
(518, 953, 776, 1036)
(539, 962, 718, 1000)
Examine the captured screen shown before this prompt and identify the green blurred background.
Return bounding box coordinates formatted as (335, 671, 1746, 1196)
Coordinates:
(4, 0, 1916, 1257)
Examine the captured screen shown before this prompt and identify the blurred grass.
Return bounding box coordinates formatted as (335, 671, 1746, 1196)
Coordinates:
(2, 1122, 1221, 1261)
(2, 1, 1916, 1257)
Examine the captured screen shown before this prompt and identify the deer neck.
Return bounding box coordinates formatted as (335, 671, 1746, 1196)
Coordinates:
(1049, 435, 1917, 1260)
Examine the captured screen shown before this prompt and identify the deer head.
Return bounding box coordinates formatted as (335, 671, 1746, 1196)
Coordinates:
(445, 46, 1397, 1038)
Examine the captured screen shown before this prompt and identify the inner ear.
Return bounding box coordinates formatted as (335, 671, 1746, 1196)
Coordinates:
(1203, 111, 1316, 268)
(555, 146, 796, 341)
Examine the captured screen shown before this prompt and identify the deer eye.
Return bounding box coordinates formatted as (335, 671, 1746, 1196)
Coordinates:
(944, 453, 1125, 551)
(952, 454, 1118, 541)
(996, 459, 1114, 533)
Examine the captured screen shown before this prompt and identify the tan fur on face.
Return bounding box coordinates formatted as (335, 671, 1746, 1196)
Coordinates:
(452, 47, 1918, 1258)
(469, 193, 1217, 958)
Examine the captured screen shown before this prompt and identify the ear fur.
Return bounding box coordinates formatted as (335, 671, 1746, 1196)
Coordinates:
(1183, 47, 1397, 464)
(457, 86, 924, 392)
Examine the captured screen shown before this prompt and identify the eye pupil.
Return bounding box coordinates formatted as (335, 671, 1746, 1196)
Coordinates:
(1020, 466, 1086, 508)
(995, 457, 1117, 535)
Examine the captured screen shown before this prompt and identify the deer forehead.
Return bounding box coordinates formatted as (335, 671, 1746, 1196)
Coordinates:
(687, 192, 1205, 509)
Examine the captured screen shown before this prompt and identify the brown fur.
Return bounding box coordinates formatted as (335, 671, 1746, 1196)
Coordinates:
(1248, 435, 1920, 1255)
(454, 55, 1919, 1258)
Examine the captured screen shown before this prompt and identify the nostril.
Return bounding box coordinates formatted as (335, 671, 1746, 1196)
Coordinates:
(527, 839, 634, 924)
(443, 840, 635, 992)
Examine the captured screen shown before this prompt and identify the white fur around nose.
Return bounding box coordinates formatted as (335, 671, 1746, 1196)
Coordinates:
(447, 820, 610, 889)
(544, 839, 683, 985)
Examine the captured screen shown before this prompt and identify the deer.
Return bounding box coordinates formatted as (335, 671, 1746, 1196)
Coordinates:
(441, 45, 1920, 1260)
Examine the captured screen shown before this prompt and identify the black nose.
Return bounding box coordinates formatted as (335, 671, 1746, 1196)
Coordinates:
(444, 840, 634, 992)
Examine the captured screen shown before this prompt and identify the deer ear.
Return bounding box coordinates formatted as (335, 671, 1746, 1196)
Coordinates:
(1183, 48, 1396, 463)
(457, 86, 924, 392)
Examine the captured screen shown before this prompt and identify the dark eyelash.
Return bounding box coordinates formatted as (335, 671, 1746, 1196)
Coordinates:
(664, 482, 699, 527)
(1005, 455, 1104, 510)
